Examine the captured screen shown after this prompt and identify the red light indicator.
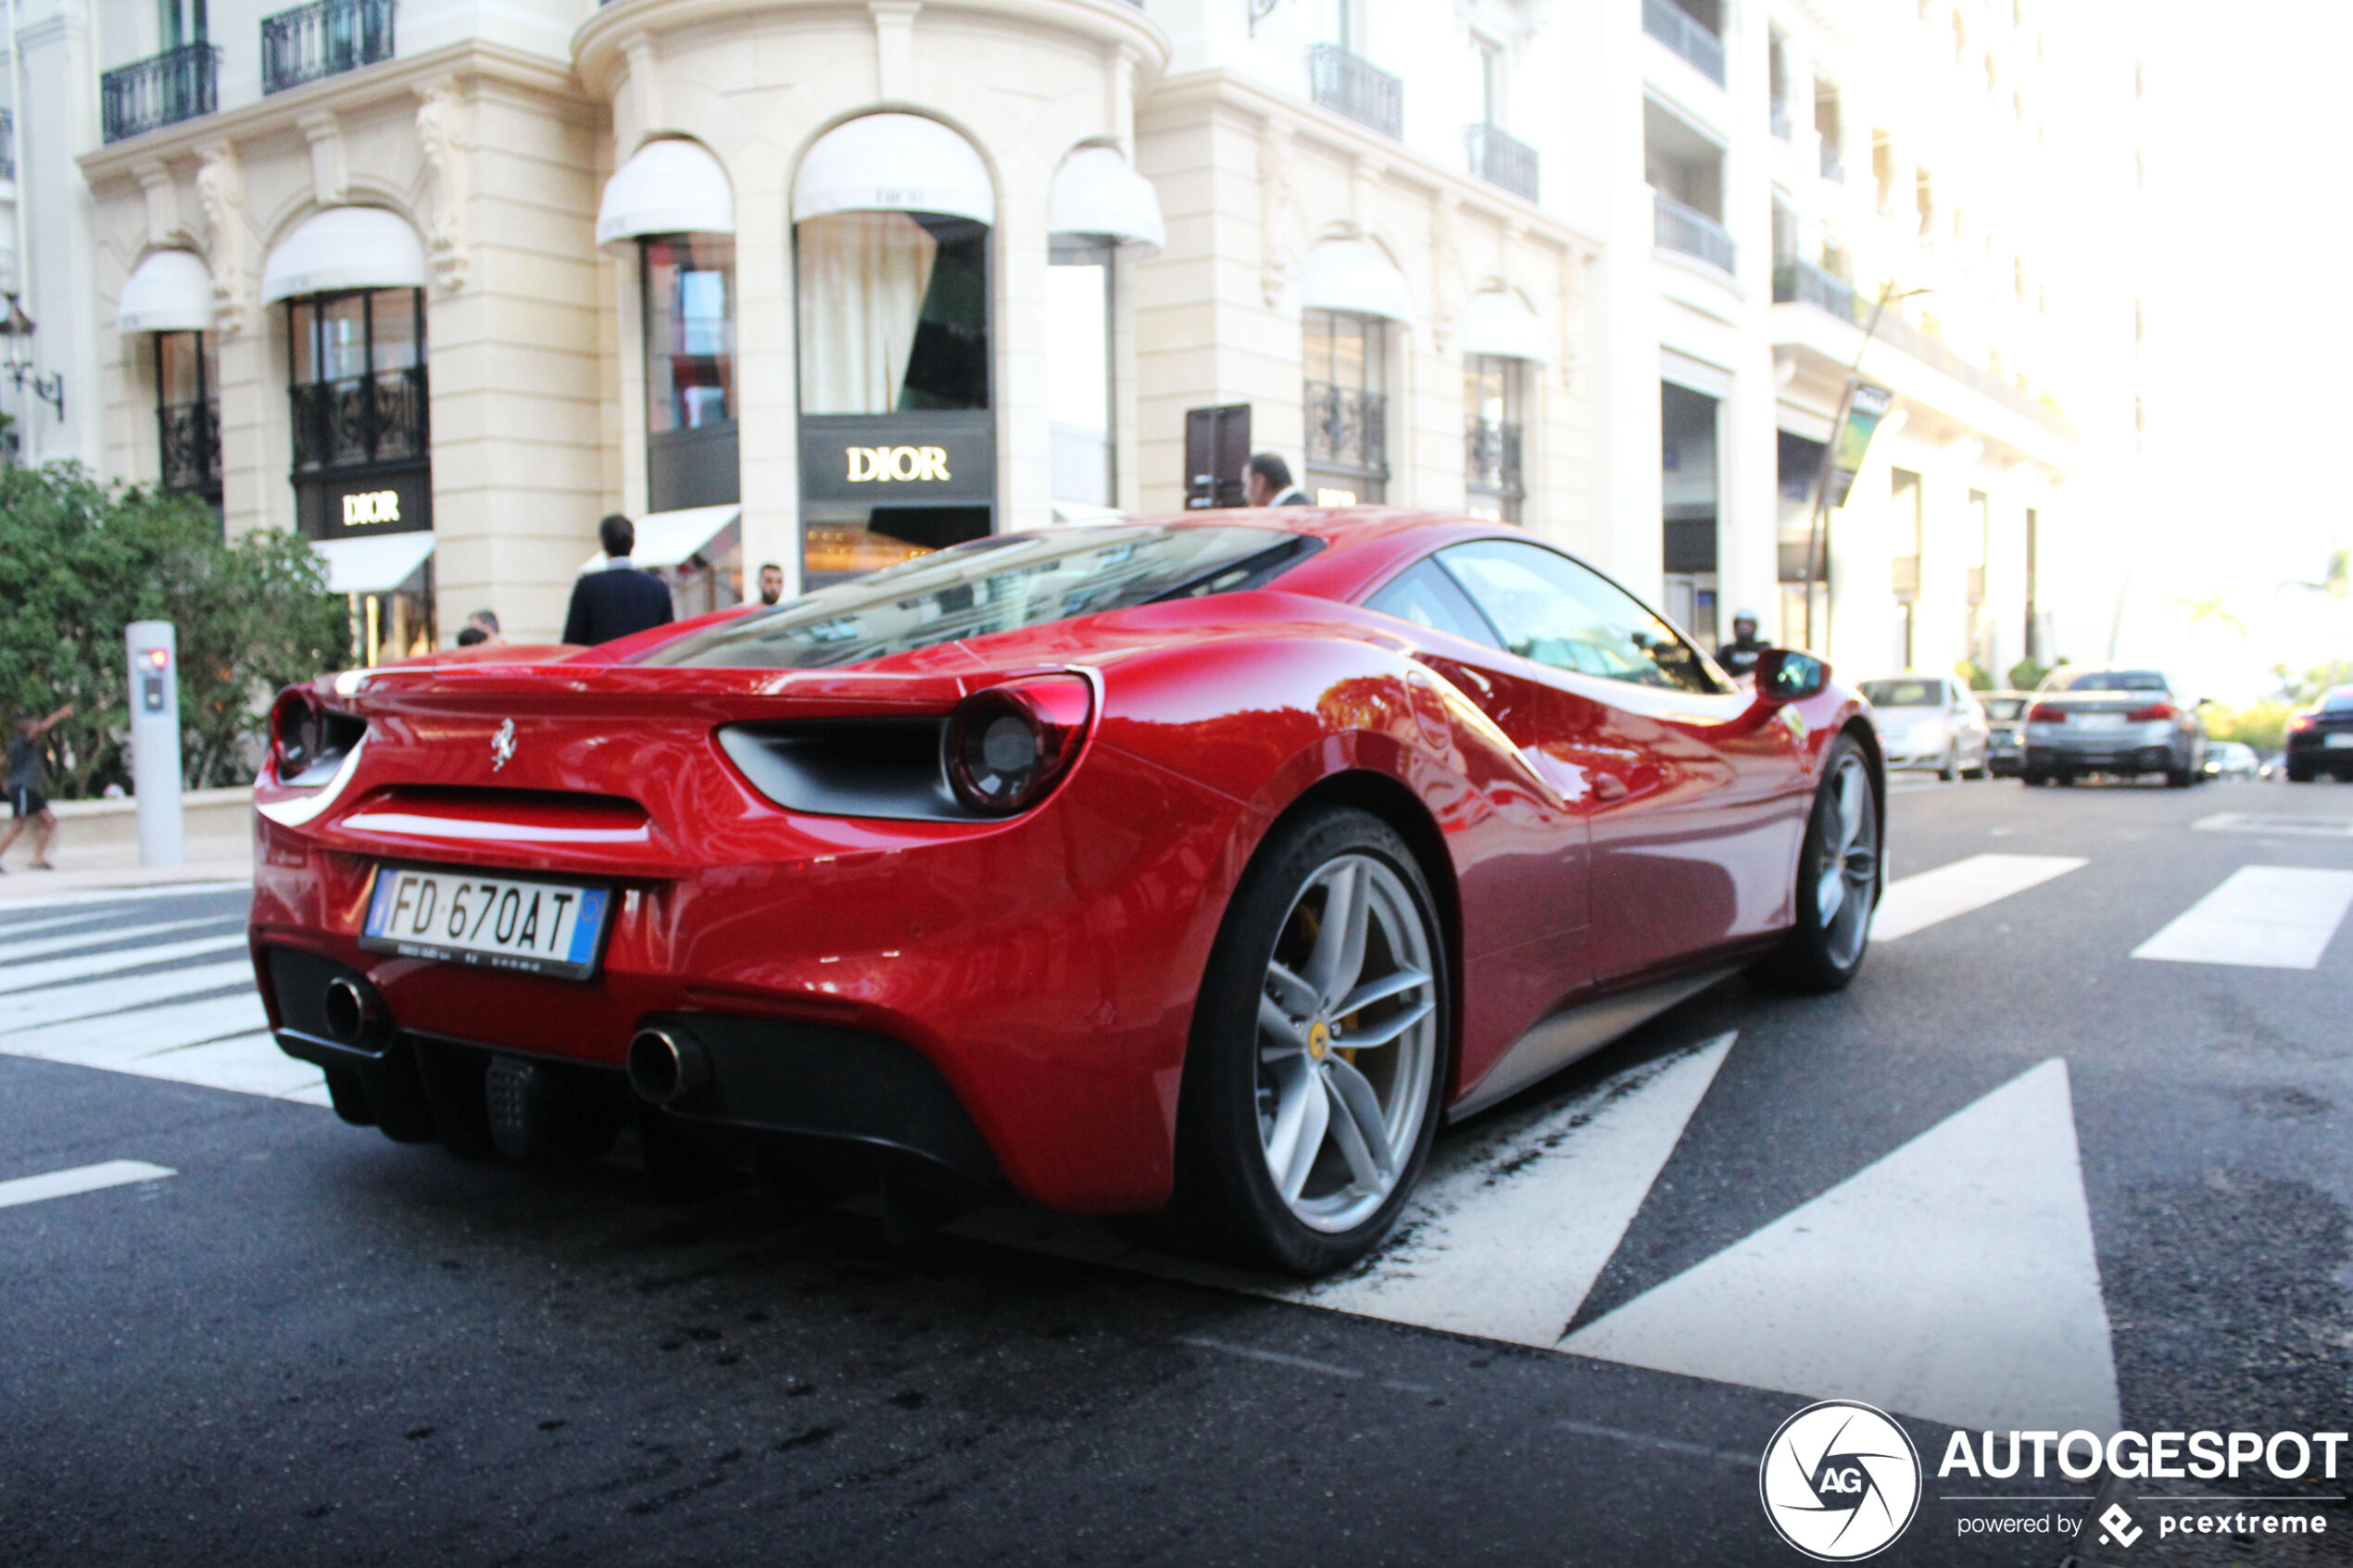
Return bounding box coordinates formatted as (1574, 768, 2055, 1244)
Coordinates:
(146, 647, 170, 670)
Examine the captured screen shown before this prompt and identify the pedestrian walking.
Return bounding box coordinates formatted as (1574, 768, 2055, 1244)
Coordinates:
(562, 515, 676, 646)
(1243, 453, 1314, 508)
(1, 701, 76, 872)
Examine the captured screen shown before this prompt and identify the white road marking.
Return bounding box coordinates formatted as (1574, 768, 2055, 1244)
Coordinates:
(2192, 812, 2353, 839)
(1561, 1060, 2120, 1435)
(0, 880, 247, 914)
(2131, 867, 2353, 971)
(101, 1032, 323, 1099)
(5, 994, 271, 1068)
(1272, 1034, 1736, 1347)
(0, 959, 257, 1032)
(0, 933, 250, 997)
(0, 1159, 176, 1211)
(0, 916, 235, 967)
(1870, 853, 2088, 941)
(0, 910, 126, 940)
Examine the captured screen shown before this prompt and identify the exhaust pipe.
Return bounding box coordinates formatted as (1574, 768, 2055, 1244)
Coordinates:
(321, 975, 387, 1047)
(628, 1027, 710, 1108)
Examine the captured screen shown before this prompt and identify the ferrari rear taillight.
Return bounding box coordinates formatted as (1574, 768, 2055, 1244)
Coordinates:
(944, 675, 1094, 815)
(2028, 704, 2066, 723)
(2125, 702, 2176, 722)
(270, 688, 366, 785)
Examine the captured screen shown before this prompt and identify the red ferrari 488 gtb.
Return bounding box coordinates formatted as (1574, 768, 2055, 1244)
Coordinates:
(251, 509, 1883, 1273)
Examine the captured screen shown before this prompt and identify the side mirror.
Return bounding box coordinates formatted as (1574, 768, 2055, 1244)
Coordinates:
(1755, 647, 1828, 703)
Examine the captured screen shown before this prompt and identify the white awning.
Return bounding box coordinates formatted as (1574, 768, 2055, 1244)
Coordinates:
(1300, 239, 1414, 322)
(313, 531, 434, 596)
(792, 113, 992, 226)
(117, 249, 214, 333)
(261, 207, 429, 304)
(597, 138, 736, 251)
(579, 504, 741, 572)
(1048, 146, 1164, 252)
(1460, 290, 1549, 363)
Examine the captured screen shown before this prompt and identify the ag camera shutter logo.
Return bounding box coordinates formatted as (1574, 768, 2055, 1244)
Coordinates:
(1759, 1400, 1922, 1561)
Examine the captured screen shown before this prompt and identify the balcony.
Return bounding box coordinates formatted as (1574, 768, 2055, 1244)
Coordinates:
(101, 44, 220, 144)
(1466, 123, 1539, 202)
(160, 397, 223, 500)
(1465, 416, 1525, 502)
(1305, 380, 1389, 483)
(1309, 44, 1403, 140)
(290, 366, 430, 474)
(1774, 257, 1858, 321)
(1654, 192, 1735, 274)
(264, 0, 396, 95)
(1642, 0, 1725, 86)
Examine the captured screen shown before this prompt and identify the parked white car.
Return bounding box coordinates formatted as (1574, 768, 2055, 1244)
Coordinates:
(1859, 675, 1992, 781)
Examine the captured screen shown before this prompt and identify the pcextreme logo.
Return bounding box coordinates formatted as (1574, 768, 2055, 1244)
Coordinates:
(1759, 1400, 1923, 1561)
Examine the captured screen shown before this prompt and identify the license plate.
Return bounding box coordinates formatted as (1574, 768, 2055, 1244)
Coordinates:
(361, 866, 611, 980)
(2327, 734, 2353, 749)
(2074, 713, 2127, 731)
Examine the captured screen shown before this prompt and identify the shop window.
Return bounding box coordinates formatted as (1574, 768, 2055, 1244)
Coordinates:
(642, 234, 738, 511)
(287, 286, 427, 477)
(798, 211, 988, 415)
(1048, 238, 1114, 514)
(1463, 355, 1524, 523)
(1303, 307, 1388, 504)
(155, 328, 220, 505)
(795, 205, 993, 585)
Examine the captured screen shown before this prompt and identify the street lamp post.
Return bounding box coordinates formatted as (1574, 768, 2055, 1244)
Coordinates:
(1795, 282, 1931, 655)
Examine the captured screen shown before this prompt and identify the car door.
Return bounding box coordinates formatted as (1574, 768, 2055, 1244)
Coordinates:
(1364, 558, 1596, 1075)
(1435, 539, 1813, 985)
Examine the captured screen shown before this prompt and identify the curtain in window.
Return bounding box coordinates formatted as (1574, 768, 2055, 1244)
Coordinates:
(796, 211, 939, 415)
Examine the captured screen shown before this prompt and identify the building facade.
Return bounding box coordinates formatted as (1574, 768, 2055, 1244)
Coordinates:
(18, 0, 2132, 670)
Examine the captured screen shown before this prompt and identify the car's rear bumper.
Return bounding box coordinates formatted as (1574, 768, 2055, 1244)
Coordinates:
(248, 744, 1256, 1215)
(2024, 721, 2180, 773)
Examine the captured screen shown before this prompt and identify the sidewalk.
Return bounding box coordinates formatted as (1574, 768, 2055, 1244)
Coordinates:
(0, 789, 255, 904)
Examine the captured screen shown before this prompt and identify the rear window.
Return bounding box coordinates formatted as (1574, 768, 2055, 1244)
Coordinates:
(2048, 670, 2168, 693)
(642, 524, 1316, 670)
(1860, 680, 1943, 708)
(2323, 687, 2353, 714)
(1983, 696, 2027, 720)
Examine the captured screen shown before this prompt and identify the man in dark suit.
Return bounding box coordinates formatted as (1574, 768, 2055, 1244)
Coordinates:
(1244, 452, 1314, 507)
(563, 514, 676, 646)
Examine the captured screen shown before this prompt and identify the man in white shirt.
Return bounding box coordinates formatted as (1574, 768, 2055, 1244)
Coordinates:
(1243, 453, 1314, 508)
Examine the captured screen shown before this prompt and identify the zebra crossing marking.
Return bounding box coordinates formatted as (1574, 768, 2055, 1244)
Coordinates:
(1870, 852, 2087, 942)
(0, 1160, 177, 1212)
(2131, 866, 2353, 971)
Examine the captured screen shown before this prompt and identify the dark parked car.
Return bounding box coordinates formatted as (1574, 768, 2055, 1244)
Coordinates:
(1980, 690, 2031, 777)
(2022, 668, 2208, 787)
(2284, 684, 2353, 782)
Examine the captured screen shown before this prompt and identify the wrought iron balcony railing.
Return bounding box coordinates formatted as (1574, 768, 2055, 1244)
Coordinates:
(1642, 0, 1725, 86)
(160, 397, 223, 498)
(101, 44, 220, 144)
(1305, 380, 1388, 482)
(290, 366, 430, 474)
(1773, 257, 1857, 320)
(1309, 44, 1403, 140)
(1465, 417, 1525, 502)
(264, 0, 396, 95)
(1466, 122, 1539, 202)
(1654, 192, 1735, 274)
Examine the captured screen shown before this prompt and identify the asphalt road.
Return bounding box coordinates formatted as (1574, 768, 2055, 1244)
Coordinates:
(4, 776, 2351, 1567)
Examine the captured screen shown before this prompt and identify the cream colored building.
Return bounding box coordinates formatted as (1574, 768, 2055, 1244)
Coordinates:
(44, 0, 2132, 667)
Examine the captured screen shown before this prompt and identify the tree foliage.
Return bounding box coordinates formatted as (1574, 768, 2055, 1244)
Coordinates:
(0, 464, 348, 797)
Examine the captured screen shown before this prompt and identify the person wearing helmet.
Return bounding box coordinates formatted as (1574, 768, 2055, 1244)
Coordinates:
(1717, 608, 1769, 678)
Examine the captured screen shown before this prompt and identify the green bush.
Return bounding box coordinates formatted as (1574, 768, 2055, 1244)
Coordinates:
(0, 463, 348, 797)
(2207, 700, 2294, 756)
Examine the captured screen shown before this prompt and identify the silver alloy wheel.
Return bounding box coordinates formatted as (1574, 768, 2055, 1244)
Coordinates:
(1254, 854, 1438, 1233)
(1815, 752, 1881, 968)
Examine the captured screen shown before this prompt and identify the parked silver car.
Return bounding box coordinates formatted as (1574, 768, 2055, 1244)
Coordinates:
(2203, 740, 2259, 781)
(2021, 668, 2209, 787)
(1859, 675, 1991, 780)
(1980, 690, 2032, 777)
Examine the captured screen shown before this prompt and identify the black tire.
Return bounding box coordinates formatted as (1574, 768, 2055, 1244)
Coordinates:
(1964, 762, 1989, 781)
(2166, 764, 2195, 789)
(1751, 734, 1881, 995)
(1170, 806, 1448, 1276)
(1938, 746, 1959, 784)
(2021, 769, 2049, 787)
(2057, 771, 2078, 786)
(2287, 763, 2315, 783)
